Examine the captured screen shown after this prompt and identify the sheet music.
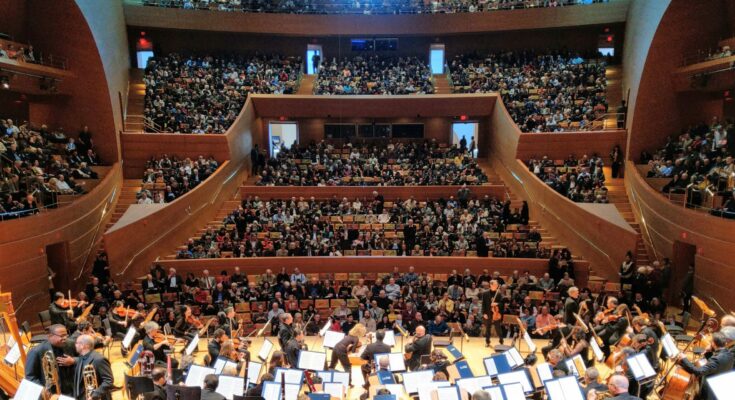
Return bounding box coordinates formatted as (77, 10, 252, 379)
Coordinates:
(590, 339, 604, 362)
(332, 372, 350, 387)
(298, 350, 327, 371)
(247, 361, 263, 388)
(122, 327, 137, 349)
(505, 348, 524, 368)
(14, 379, 44, 400)
(185, 333, 199, 356)
(213, 358, 239, 375)
(3, 343, 25, 365)
(402, 370, 434, 393)
(317, 371, 332, 383)
(457, 376, 494, 395)
(522, 331, 536, 353)
(284, 383, 300, 400)
(564, 359, 579, 377)
(544, 376, 584, 400)
(216, 375, 244, 399)
(484, 354, 510, 377)
(497, 370, 532, 393)
(501, 383, 527, 400)
(319, 319, 332, 336)
(185, 365, 215, 387)
(436, 386, 461, 400)
(416, 381, 451, 400)
(536, 363, 554, 383)
(322, 330, 345, 348)
(323, 382, 345, 400)
(626, 354, 655, 380)
(707, 370, 735, 400)
(259, 338, 274, 360)
(274, 368, 304, 385)
(383, 329, 396, 346)
(661, 333, 680, 358)
(375, 352, 406, 372)
(482, 385, 504, 400)
(262, 381, 281, 400)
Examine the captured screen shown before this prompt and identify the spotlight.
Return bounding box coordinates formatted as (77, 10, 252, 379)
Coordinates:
(0, 76, 9, 90)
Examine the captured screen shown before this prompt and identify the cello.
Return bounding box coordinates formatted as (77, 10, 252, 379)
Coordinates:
(659, 321, 698, 400)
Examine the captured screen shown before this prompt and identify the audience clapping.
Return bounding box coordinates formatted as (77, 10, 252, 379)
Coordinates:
(314, 55, 434, 95)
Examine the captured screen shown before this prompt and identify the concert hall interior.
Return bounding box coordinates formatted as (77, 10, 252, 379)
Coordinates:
(1, 0, 735, 399)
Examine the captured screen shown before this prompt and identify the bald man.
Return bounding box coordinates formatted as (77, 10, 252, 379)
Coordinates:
(405, 325, 432, 371)
(73, 334, 114, 400)
(597, 375, 641, 400)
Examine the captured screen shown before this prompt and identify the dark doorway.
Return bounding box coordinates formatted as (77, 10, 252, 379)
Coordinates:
(46, 242, 70, 294)
(671, 241, 696, 311)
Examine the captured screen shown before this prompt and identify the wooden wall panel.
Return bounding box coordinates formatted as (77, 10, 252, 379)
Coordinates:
(121, 133, 231, 178)
(516, 130, 628, 160)
(240, 185, 506, 201)
(489, 100, 638, 280)
(123, 0, 628, 36)
(0, 164, 121, 324)
(155, 257, 589, 288)
(624, 160, 735, 311)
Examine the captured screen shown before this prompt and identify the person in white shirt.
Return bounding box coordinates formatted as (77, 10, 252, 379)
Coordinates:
(138, 191, 153, 205)
(385, 278, 401, 300)
(290, 268, 306, 284)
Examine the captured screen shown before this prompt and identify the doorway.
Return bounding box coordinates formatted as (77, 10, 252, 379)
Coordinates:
(430, 44, 445, 75)
(306, 44, 323, 75)
(269, 122, 299, 157)
(452, 122, 478, 157)
(671, 241, 696, 306)
(46, 242, 69, 297)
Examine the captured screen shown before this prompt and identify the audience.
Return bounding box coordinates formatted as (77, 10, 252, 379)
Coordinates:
(644, 117, 735, 216)
(257, 140, 487, 186)
(314, 55, 433, 95)
(143, 53, 301, 133)
(1, 119, 100, 219)
(175, 194, 551, 259)
(139, 155, 220, 203)
(141, 0, 610, 15)
(449, 50, 608, 132)
(528, 154, 608, 203)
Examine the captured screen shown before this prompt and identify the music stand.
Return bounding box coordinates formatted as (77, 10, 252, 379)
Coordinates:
(125, 374, 154, 400)
(166, 384, 201, 400)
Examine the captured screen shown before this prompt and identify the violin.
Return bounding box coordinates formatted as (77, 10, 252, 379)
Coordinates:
(113, 306, 139, 318)
(57, 298, 86, 309)
(533, 323, 566, 335)
(187, 314, 204, 329)
(152, 332, 180, 345)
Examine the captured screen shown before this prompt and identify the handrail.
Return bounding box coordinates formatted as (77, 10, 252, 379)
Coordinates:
(75, 186, 117, 281)
(627, 188, 659, 262)
(15, 291, 46, 313)
(500, 159, 615, 267)
(115, 162, 241, 277)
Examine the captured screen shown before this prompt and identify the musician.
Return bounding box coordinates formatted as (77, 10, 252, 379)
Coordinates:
(581, 367, 608, 398)
(142, 322, 175, 367)
(217, 307, 237, 337)
(201, 374, 226, 400)
(481, 280, 505, 347)
(631, 317, 660, 371)
(676, 333, 734, 400)
(563, 287, 580, 329)
(561, 328, 591, 366)
(25, 324, 77, 396)
(595, 300, 629, 357)
(547, 349, 569, 376)
(284, 329, 306, 368)
(245, 373, 274, 399)
(70, 320, 111, 349)
(174, 305, 198, 341)
(420, 349, 450, 376)
(592, 374, 641, 400)
(305, 313, 323, 336)
(50, 292, 77, 331)
(293, 312, 306, 332)
(405, 325, 432, 371)
(360, 329, 393, 384)
(144, 367, 168, 400)
(72, 334, 114, 400)
(267, 350, 287, 375)
(277, 313, 295, 349)
(207, 329, 227, 367)
(329, 323, 367, 386)
(618, 347, 651, 398)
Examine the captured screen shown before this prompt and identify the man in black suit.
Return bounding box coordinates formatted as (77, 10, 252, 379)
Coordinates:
(481, 280, 504, 347)
(72, 335, 114, 400)
(49, 292, 76, 331)
(284, 329, 306, 368)
(403, 219, 417, 251)
(201, 374, 226, 400)
(360, 329, 393, 385)
(405, 325, 432, 371)
(25, 324, 77, 396)
(144, 367, 168, 400)
(165, 268, 183, 293)
(372, 191, 384, 214)
(476, 231, 490, 257)
(676, 333, 734, 400)
(563, 287, 580, 327)
(208, 329, 227, 367)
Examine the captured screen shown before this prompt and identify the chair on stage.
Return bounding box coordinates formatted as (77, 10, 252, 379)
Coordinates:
(125, 374, 154, 400)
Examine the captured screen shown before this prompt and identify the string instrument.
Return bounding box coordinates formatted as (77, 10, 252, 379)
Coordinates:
(59, 290, 86, 309)
(692, 317, 719, 351)
(139, 306, 159, 328)
(491, 289, 502, 322)
(198, 316, 217, 336)
(632, 304, 650, 320)
(152, 332, 181, 346)
(75, 304, 95, 324)
(187, 314, 204, 329)
(113, 306, 138, 319)
(533, 323, 566, 335)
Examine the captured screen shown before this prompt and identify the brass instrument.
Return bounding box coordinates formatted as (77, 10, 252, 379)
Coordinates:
(42, 350, 60, 397)
(83, 364, 98, 399)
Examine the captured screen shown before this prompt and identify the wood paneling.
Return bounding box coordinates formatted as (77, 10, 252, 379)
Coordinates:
(516, 130, 628, 160)
(489, 99, 638, 280)
(123, 0, 628, 36)
(241, 185, 506, 201)
(154, 257, 589, 288)
(0, 164, 122, 324)
(624, 160, 735, 311)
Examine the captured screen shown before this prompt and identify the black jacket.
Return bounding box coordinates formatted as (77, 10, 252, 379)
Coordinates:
(143, 384, 167, 400)
(405, 334, 432, 371)
(680, 348, 735, 400)
(73, 350, 114, 400)
(208, 340, 221, 367)
(361, 341, 392, 364)
(284, 338, 303, 368)
(563, 297, 579, 325)
(200, 388, 226, 400)
(25, 340, 77, 396)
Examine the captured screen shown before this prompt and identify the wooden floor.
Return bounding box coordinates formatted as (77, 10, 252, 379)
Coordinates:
(107, 335, 617, 400)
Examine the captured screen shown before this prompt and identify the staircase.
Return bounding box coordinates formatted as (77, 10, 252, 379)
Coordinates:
(604, 168, 654, 269)
(433, 74, 452, 94)
(89, 180, 142, 262)
(297, 75, 315, 95)
(124, 69, 146, 132)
